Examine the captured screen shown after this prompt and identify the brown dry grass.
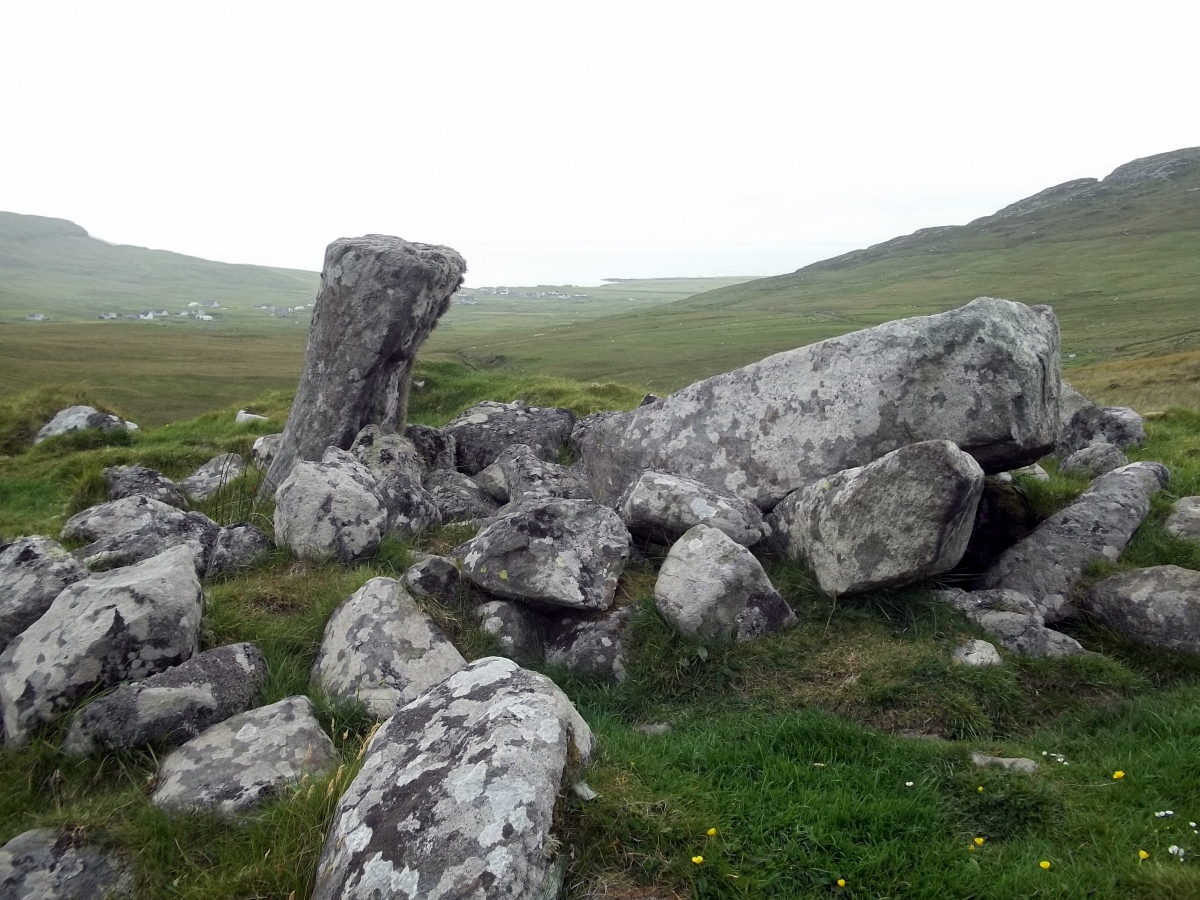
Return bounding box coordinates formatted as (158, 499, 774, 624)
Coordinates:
(1067, 348, 1200, 412)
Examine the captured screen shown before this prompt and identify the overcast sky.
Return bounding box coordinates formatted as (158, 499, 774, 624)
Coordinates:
(3, 1, 1197, 286)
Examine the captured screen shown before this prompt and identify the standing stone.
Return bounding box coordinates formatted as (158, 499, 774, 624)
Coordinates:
(0, 536, 89, 655)
(1081, 566, 1200, 654)
(263, 236, 466, 494)
(977, 462, 1168, 623)
(273, 460, 387, 563)
(180, 453, 247, 501)
(311, 578, 466, 719)
(0, 829, 132, 899)
(580, 298, 1060, 509)
(617, 470, 769, 547)
(102, 465, 188, 509)
(769, 441, 985, 596)
(444, 401, 577, 475)
(0, 546, 203, 745)
(312, 657, 594, 900)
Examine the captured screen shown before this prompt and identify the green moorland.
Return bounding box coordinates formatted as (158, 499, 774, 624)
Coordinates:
(0, 361, 1199, 899)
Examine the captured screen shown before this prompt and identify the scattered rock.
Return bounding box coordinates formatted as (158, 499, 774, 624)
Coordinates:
(636, 722, 673, 736)
(350, 425, 425, 483)
(403, 554, 460, 601)
(375, 472, 444, 539)
(62, 642, 267, 757)
(545, 606, 634, 681)
(34, 406, 136, 445)
(180, 453, 247, 501)
(579, 298, 1061, 509)
(1081, 566, 1200, 655)
(977, 462, 1168, 622)
(617, 470, 768, 547)
(1059, 399, 1145, 453)
(426, 469, 502, 522)
(655, 524, 796, 641)
(151, 695, 339, 816)
(0, 536, 89, 655)
(207, 523, 272, 577)
(1165, 497, 1200, 541)
(0, 828, 132, 899)
(0, 546, 203, 745)
(445, 400, 577, 474)
(971, 751, 1038, 773)
(63, 496, 219, 575)
(102, 465, 188, 508)
(953, 639, 1002, 667)
(312, 657, 594, 900)
(1059, 442, 1128, 479)
(251, 433, 282, 469)
(273, 459, 387, 562)
(476, 443, 590, 503)
(770, 441, 984, 595)
(457, 498, 631, 611)
(935, 588, 1085, 658)
(311, 577, 466, 719)
(476, 599, 547, 659)
(235, 409, 268, 424)
(404, 424, 457, 472)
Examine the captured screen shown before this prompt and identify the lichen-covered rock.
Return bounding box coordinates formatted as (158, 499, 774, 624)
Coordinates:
(953, 639, 1002, 667)
(770, 441, 984, 596)
(62, 642, 267, 756)
(456, 498, 631, 611)
(0, 536, 89, 655)
(103, 465, 188, 508)
(273, 459, 387, 562)
(476, 600, 546, 659)
(350, 425, 426, 483)
(580, 298, 1060, 509)
(0, 828, 132, 899)
(445, 400, 577, 474)
(34, 405, 135, 445)
(312, 657, 594, 900)
(935, 588, 1085, 658)
(476, 443, 591, 503)
(376, 472, 444, 539)
(251, 433, 282, 469)
(977, 462, 1168, 622)
(71, 504, 220, 576)
(655, 524, 796, 641)
(207, 523, 272, 577)
(235, 409, 268, 424)
(405, 423, 457, 472)
(971, 752, 1037, 773)
(1059, 442, 1128, 479)
(0, 546, 203, 745)
(312, 578, 466, 719)
(1058, 399, 1145, 453)
(151, 695, 338, 816)
(1165, 497, 1200, 542)
(404, 554, 461, 601)
(1082, 566, 1200, 655)
(180, 453, 247, 501)
(427, 469, 501, 522)
(62, 495, 183, 543)
(617, 470, 768, 547)
(545, 606, 634, 681)
(263, 236, 466, 495)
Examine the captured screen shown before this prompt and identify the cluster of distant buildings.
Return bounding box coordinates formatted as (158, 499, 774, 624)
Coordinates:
(254, 303, 308, 317)
(457, 287, 590, 303)
(20, 299, 313, 323)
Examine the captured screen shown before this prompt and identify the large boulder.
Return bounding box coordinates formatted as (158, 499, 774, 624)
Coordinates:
(311, 577, 466, 719)
(618, 470, 769, 547)
(654, 524, 796, 641)
(476, 443, 591, 503)
(180, 453, 247, 501)
(34, 406, 136, 445)
(62, 642, 267, 756)
(426, 469, 501, 522)
(445, 400, 577, 474)
(579, 298, 1060, 509)
(456, 498, 631, 611)
(977, 462, 1168, 623)
(102, 465, 188, 509)
(0, 828, 132, 899)
(151, 695, 339, 816)
(1058, 397, 1144, 453)
(1081, 566, 1200, 655)
(0, 536, 89, 655)
(273, 459, 387, 562)
(935, 588, 1085, 658)
(312, 657, 595, 900)
(0, 546, 203, 745)
(769, 441, 984, 596)
(375, 472, 444, 539)
(263, 235, 466, 494)
(61, 496, 221, 575)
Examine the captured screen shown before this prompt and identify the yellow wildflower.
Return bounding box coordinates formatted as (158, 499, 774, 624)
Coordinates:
(707, 827, 718, 836)
(1040, 860, 1051, 870)
(692, 855, 704, 865)
(974, 837, 985, 846)
(1139, 849, 1149, 860)
(837, 878, 846, 887)
(1113, 770, 1125, 780)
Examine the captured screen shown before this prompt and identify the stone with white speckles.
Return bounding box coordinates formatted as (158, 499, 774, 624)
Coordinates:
(476, 600, 546, 660)
(34, 405, 135, 445)
(1165, 497, 1200, 542)
(953, 639, 1002, 667)
(476, 444, 590, 504)
(103, 465, 188, 508)
(62, 495, 220, 575)
(0, 828, 132, 899)
(1082, 566, 1200, 654)
(0, 536, 89, 656)
(273, 459, 387, 562)
(1059, 442, 1128, 479)
(427, 469, 502, 522)
(545, 606, 634, 682)
(151, 695, 338, 816)
(180, 453, 247, 501)
(445, 401, 576, 474)
(934, 588, 1085, 658)
(616, 470, 768, 547)
(312, 657, 594, 900)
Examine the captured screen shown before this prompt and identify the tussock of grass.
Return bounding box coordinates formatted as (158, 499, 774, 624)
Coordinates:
(0, 383, 118, 456)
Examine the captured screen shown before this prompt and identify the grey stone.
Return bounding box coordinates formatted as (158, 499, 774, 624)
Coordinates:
(617, 470, 768, 547)
(1060, 442, 1128, 479)
(311, 577, 466, 719)
(1059, 397, 1145, 453)
(34, 406, 135, 445)
(207, 523, 272, 577)
(102, 465, 188, 508)
(151, 695, 339, 816)
(971, 751, 1038, 773)
(404, 424, 457, 472)
(1081, 566, 1200, 654)
(569, 410, 622, 455)
(251, 433, 282, 469)
(62, 495, 184, 543)
(426, 469, 502, 522)
(312, 657, 594, 900)
(977, 462, 1168, 622)
(961, 477, 1041, 572)
(545, 606, 634, 681)
(0, 536, 89, 655)
(636, 722, 673, 736)
(0, 828, 132, 899)
(62, 642, 267, 756)
(456, 498, 631, 611)
(476, 443, 591, 503)
(953, 639, 1002, 667)
(0, 546, 203, 745)
(770, 441, 984, 596)
(1165, 497, 1200, 541)
(180, 453, 247, 501)
(476, 600, 546, 659)
(404, 555, 460, 601)
(654, 524, 796, 641)
(263, 236, 466, 495)
(63, 496, 219, 575)
(235, 409, 268, 424)
(273, 459, 387, 562)
(350, 425, 426, 483)
(376, 472, 444, 539)
(579, 298, 1061, 509)
(445, 400, 577, 475)
(935, 588, 1086, 658)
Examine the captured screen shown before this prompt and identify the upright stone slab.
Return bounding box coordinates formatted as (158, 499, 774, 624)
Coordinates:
(263, 235, 466, 494)
(580, 298, 1060, 509)
(312, 657, 594, 900)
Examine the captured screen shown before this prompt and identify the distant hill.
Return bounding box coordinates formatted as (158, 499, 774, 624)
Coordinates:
(425, 148, 1200, 391)
(0, 213, 320, 325)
